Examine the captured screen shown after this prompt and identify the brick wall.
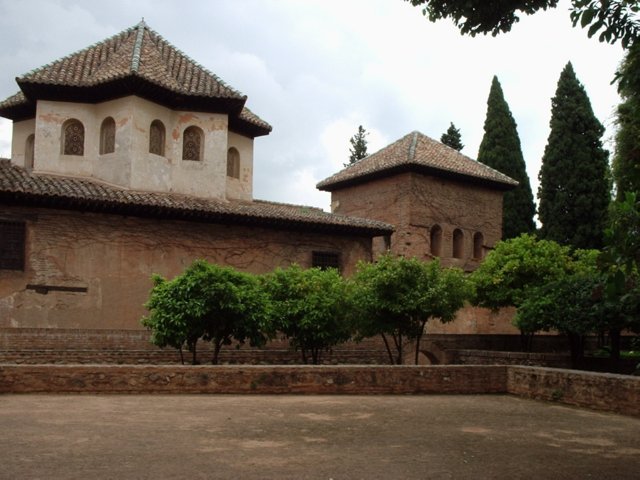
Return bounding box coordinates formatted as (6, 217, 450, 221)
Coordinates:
(331, 172, 504, 271)
(2, 364, 638, 417)
(447, 349, 572, 368)
(1, 205, 373, 329)
(0, 328, 390, 365)
(507, 366, 640, 417)
(0, 364, 507, 394)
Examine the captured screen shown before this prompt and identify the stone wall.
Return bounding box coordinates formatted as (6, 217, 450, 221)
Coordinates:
(447, 349, 572, 368)
(0, 206, 372, 329)
(0, 328, 389, 365)
(0, 364, 508, 394)
(331, 172, 504, 271)
(1, 364, 638, 417)
(507, 366, 640, 417)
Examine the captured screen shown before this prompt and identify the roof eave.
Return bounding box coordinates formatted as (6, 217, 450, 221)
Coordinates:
(318, 163, 518, 192)
(16, 76, 247, 114)
(0, 189, 392, 237)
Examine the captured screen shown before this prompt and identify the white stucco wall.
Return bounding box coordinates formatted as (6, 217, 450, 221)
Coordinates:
(13, 96, 256, 201)
(226, 130, 254, 201)
(10, 119, 35, 169)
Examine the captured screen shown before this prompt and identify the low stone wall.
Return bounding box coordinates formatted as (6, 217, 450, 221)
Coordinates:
(2, 364, 638, 417)
(0, 365, 507, 394)
(447, 349, 572, 368)
(507, 366, 640, 417)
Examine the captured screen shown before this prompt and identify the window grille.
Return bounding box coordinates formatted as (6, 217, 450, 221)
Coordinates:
(227, 148, 240, 178)
(100, 117, 115, 154)
(149, 120, 165, 156)
(312, 251, 341, 271)
(0, 221, 26, 270)
(63, 120, 84, 156)
(182, 126, 203, 161)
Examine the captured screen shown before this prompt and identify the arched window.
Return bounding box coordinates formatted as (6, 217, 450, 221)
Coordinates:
(473, 232, 484, 259)
(25, 134, 35, 171)
(430, 225, 442, 257)
(100, 117, 116, 155)
(227, 147, 240, 178)
(453, 229, 464, 259)
(149, 120, 165, 156)
(182, 126, 203, 161)
(62, 119, 84, 156)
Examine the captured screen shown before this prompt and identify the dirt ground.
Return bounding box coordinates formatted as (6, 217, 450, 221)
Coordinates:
(0, 394, 638, 479)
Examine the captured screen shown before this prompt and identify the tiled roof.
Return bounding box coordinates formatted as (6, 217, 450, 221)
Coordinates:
(0, 21, 272, 137)
(317, 131, 518, 191)
(0, 160, 392, 236)
(19, 20, 243, 99)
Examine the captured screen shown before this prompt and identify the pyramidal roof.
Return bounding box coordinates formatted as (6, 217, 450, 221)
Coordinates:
(317, 131, 518, 191)
(0, 21, 271, 137)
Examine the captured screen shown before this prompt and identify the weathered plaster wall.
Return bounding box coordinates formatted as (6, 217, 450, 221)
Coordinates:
(9, 118, 35, 169)
(330, 172, 503, 270)
(225, 131, 254, 201)
(331, 173, 411, 257)
(15, 96, 253, 201)
(0, 205, 371, 330)
(425, 306, 519, 335)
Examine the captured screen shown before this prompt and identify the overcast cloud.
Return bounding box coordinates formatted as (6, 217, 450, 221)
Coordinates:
(0, 0, 625, 211)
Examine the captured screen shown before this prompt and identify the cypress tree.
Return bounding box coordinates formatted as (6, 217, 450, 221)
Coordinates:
(440, 122, 464, 151)
(538, 62, 611, 250)
(613, 43, 640, 198)
(477, 76, 536, 239)
(346, 125, 369, 166)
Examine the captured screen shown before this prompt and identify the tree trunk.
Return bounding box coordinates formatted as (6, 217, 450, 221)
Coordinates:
(567, 333, 584, 369)
(179, 347, 184, 365)
(380, 333, 394, 365)
(392, 333, 403, 365)
(211, 340, 223, 365)
(610, 328, 622, 370)
(191, 342, 197, 365)
(520, 331, 534, 352)
(414, 320, 427, 365)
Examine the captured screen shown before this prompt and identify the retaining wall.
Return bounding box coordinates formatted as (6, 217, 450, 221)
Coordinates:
(0, 364, 506, 395)
(1, 364, 639, 417)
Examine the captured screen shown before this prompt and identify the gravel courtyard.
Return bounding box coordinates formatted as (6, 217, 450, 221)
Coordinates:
(1, 394, 638, 479)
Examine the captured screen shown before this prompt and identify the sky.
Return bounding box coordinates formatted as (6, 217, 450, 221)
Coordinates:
(0, 0, 627, 212)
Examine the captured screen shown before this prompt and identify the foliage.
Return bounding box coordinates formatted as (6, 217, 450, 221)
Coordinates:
(470, 234, 576, 310)
(405, 0, 558, 37)
(515, 274, 606, 366)
(352, 254, 468, 364)
(440, 122, 464, 151)
(613, 42, 640, 197)
(599, 193, 640, 351)
(404, 0, 640, 47)
(477, 76, 536, 239)
(141, 260, 270, 364)
(346, 125, 369, 166)
(570, 0, 640, 49)
(538, 62, 611, 250)
(263, 265, 352, 364)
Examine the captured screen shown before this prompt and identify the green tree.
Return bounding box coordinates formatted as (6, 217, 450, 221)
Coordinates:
(440, 122, 464, 151)
(478, 76, 536, 239)
(471, 234, 574, 310)
(142, 260, 270, 365)
(613, 42, 640, 198)
(538, 62, 611, 250)
(516, 274, 603, 367)
(263, 265, 352, 364)
(599, 192, 640, 360)
(346, 125, 369, 166)
(352, 254, 468, 364)
(470, 234, 582, 349)
(404, 1, 640, 48)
